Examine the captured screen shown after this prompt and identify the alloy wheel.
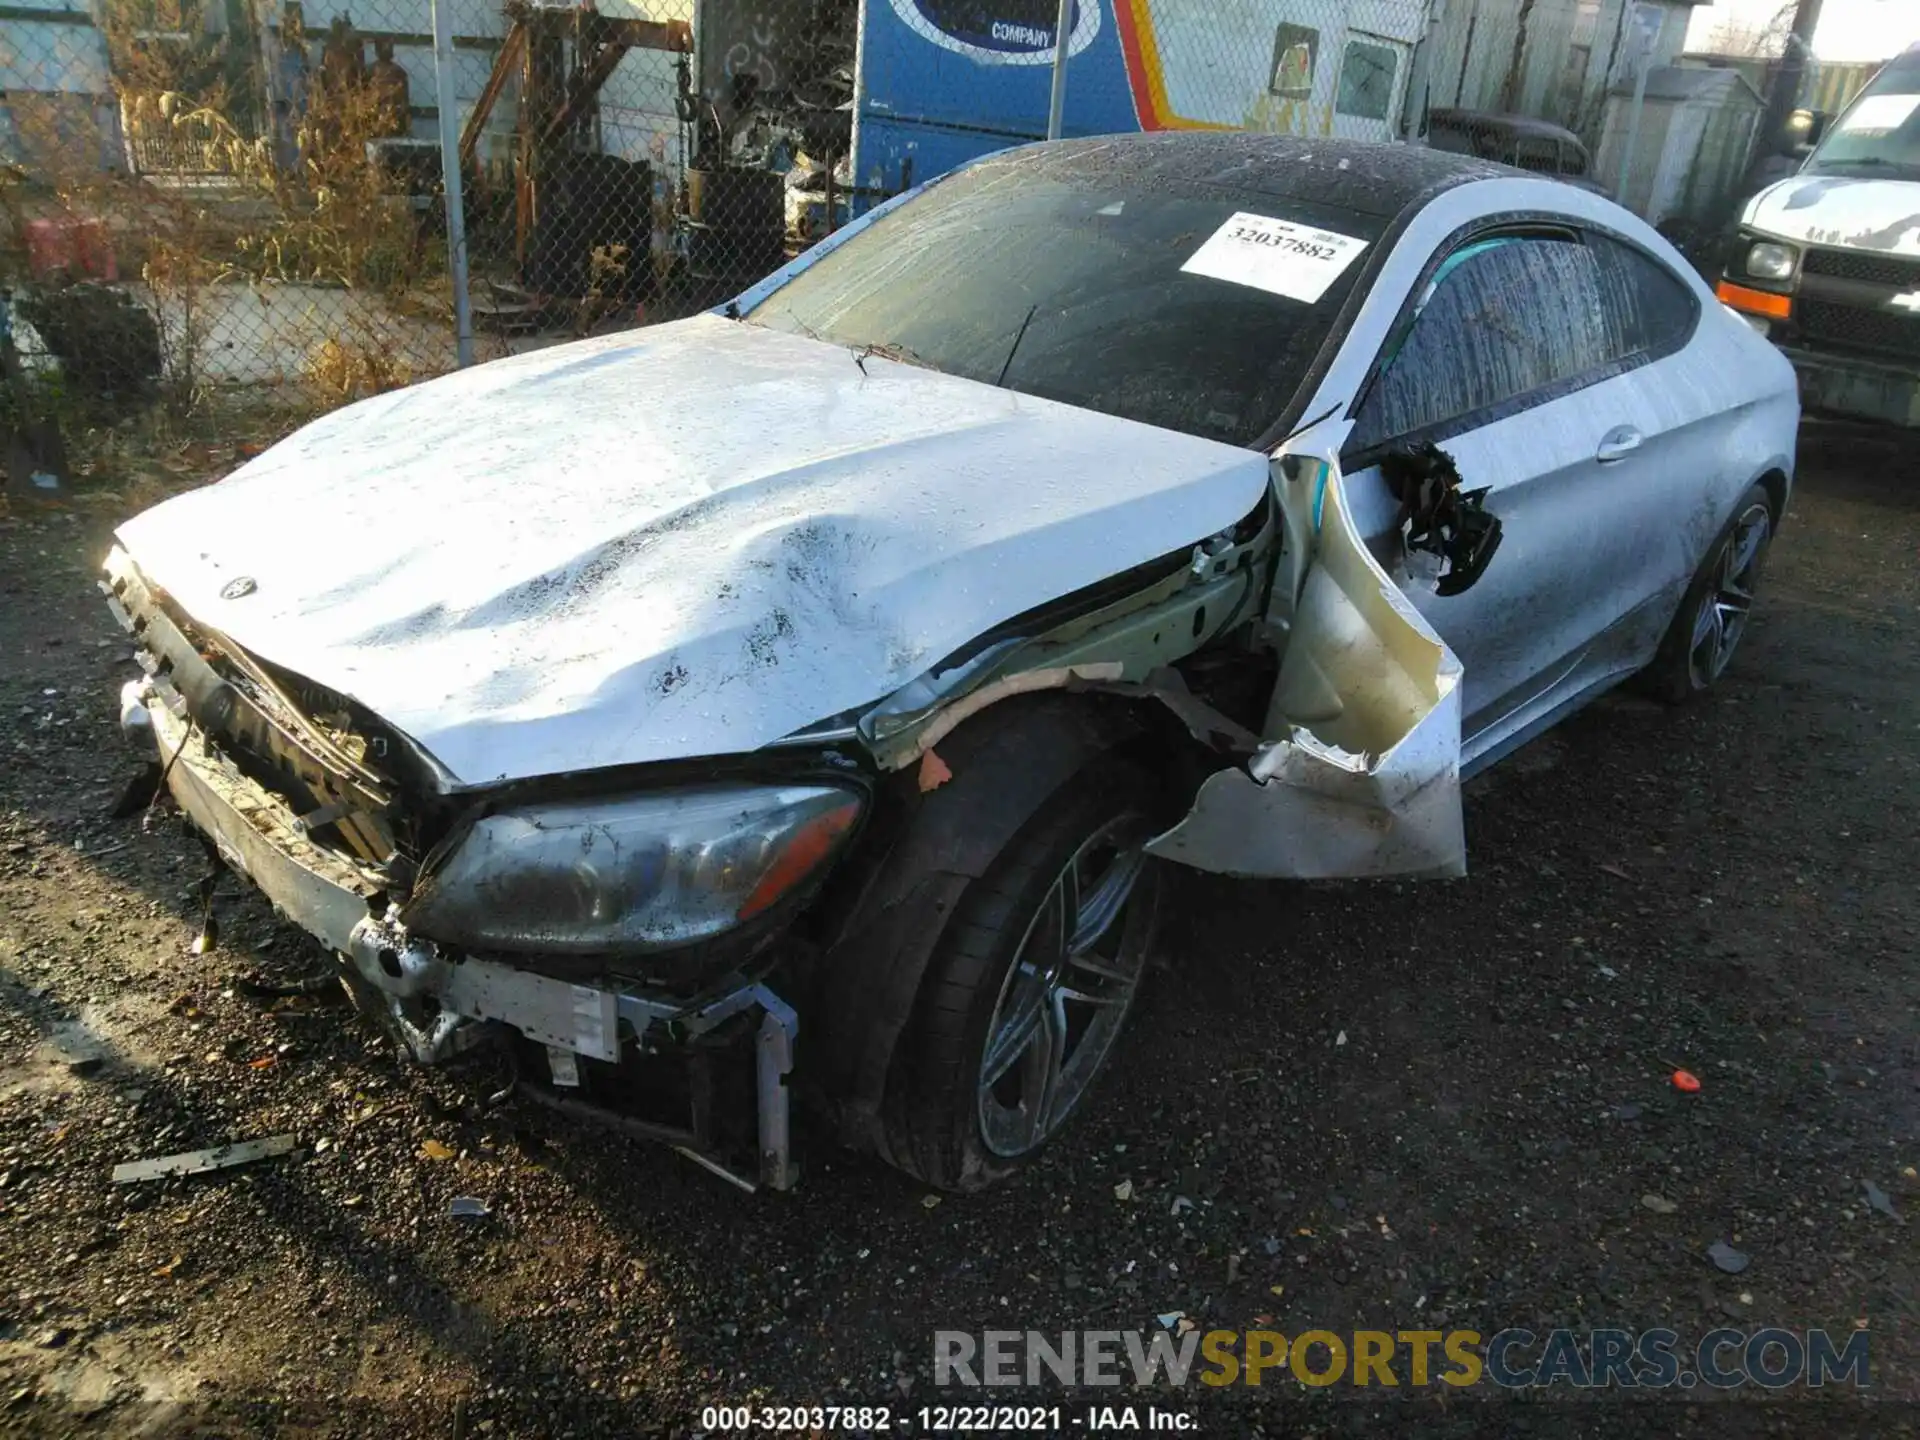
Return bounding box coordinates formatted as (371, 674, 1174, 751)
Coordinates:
(976, 814, 1154, 1158)
(1687, 501, 1771, 690)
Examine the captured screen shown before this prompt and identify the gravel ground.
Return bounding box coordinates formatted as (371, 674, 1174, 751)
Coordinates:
(1, 420, 1916, 1438)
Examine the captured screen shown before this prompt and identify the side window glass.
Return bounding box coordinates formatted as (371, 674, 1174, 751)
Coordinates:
(1588, 232, 1695, 357)
(1351, 236, 1614, 449)
(1336, 40, 1397, 120)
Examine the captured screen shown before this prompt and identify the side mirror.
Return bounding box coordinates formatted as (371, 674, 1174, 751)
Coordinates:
(1784, 107, 1830, 158)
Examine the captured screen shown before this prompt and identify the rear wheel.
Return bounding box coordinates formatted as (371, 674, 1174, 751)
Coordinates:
(881, 767, 1162, 1192)
(1641, 484, 1774, 704)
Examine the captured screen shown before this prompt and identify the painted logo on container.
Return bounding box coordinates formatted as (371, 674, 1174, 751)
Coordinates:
(888, 0, 1101, 66)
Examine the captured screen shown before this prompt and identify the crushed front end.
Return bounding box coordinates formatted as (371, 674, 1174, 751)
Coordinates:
(103, 547, 859, 1190)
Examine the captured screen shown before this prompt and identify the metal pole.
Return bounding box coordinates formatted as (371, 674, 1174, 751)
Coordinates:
(1758, 0, 1823, 157)
(1045, 0, 1073, 140)
(431, 0, 474, 368)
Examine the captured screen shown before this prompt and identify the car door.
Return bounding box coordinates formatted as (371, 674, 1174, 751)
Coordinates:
(1335, 224, 1699, 765)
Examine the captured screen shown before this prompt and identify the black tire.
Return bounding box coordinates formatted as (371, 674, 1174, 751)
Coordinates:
(879, 764, 1163, 1192)
(1639, 483, 1775, 705)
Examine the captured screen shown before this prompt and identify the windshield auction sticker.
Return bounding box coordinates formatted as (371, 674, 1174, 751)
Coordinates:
(1181, 212, 1369, 304)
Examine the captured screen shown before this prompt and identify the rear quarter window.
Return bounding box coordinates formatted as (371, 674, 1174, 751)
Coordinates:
(1349, 226, 1698, 452)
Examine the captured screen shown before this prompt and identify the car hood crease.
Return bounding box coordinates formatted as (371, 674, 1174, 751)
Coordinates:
(115, 315, 1271, 786)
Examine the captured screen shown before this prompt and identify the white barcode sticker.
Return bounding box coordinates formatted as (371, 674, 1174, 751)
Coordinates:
(1181, 212, 1368, 304)
(1839, 93, 1920, 135)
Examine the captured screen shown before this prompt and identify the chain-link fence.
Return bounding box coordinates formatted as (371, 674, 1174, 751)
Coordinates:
(444, 0, 855, 343)
(0, 0, 486, 420)
(0, 0, 1765, 445)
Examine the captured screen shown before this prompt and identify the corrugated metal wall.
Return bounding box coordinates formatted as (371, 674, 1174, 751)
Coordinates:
(1426, 0, 1692, 142)
(1803, 58, 1880, 117)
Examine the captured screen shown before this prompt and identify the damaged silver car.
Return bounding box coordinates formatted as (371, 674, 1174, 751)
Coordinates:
(103, 134, 1799, 1191)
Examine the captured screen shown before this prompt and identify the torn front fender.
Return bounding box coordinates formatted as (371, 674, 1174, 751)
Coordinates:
(1145, 452, 1466, 879)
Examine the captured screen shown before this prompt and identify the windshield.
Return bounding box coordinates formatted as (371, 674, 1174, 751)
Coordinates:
(1807, 54, 1920, 176)
(744, 147, 1382, 447)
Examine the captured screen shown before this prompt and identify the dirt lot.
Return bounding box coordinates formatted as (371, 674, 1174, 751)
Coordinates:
(0, 420, 1916, 1438)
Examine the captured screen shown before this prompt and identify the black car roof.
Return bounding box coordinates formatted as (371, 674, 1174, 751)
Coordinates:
(995, 131, 1512, 221)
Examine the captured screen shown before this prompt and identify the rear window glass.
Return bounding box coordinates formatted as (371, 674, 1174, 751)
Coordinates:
(745, 151, 1384, 447)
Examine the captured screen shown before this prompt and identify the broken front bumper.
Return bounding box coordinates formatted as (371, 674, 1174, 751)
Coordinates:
(138, 693, 800, 1189)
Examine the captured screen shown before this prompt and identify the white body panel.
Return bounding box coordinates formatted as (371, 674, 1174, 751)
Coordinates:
(115, 315, 1269, 786)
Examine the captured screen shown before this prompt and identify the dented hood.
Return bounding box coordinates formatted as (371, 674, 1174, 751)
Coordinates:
(1743, 174, 1920, 254)
(115, 315, 1269, 786)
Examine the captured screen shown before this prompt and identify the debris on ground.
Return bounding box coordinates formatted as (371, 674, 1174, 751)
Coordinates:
(1864, 1179, 1903, 1223)
(1707, 1241, 1750, 1275)
(110, 1134, 297, 1184)
(1640, 1194, 1678, 1215)
(1113, 1179, 1133, 1201)
(419, 1139, 455, 1161)
(1672, 1069, 1702, 1093)
(449, 1197, 492, 1219)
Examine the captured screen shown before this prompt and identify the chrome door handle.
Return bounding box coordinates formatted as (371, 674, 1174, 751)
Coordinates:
(1596, 426, 1643, 464)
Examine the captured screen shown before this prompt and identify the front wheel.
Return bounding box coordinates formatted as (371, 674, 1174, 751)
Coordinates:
(1640, 484, 1774, 704)
(880, 767, 1162, 1192)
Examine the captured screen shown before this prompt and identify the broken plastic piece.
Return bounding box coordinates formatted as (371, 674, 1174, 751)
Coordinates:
(449, 1196, 491, 1218)
(1672, 1069, 1701, 1093)
(111, 1133, 296, 1183)
(1149, 454, 1464, 879)
(1379, 441, 1503, 597)
(917, 748, 953, 793)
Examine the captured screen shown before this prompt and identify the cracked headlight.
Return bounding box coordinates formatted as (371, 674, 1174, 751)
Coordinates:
(404, 784, 862, 955)
(1745, 241, 1797, 281)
